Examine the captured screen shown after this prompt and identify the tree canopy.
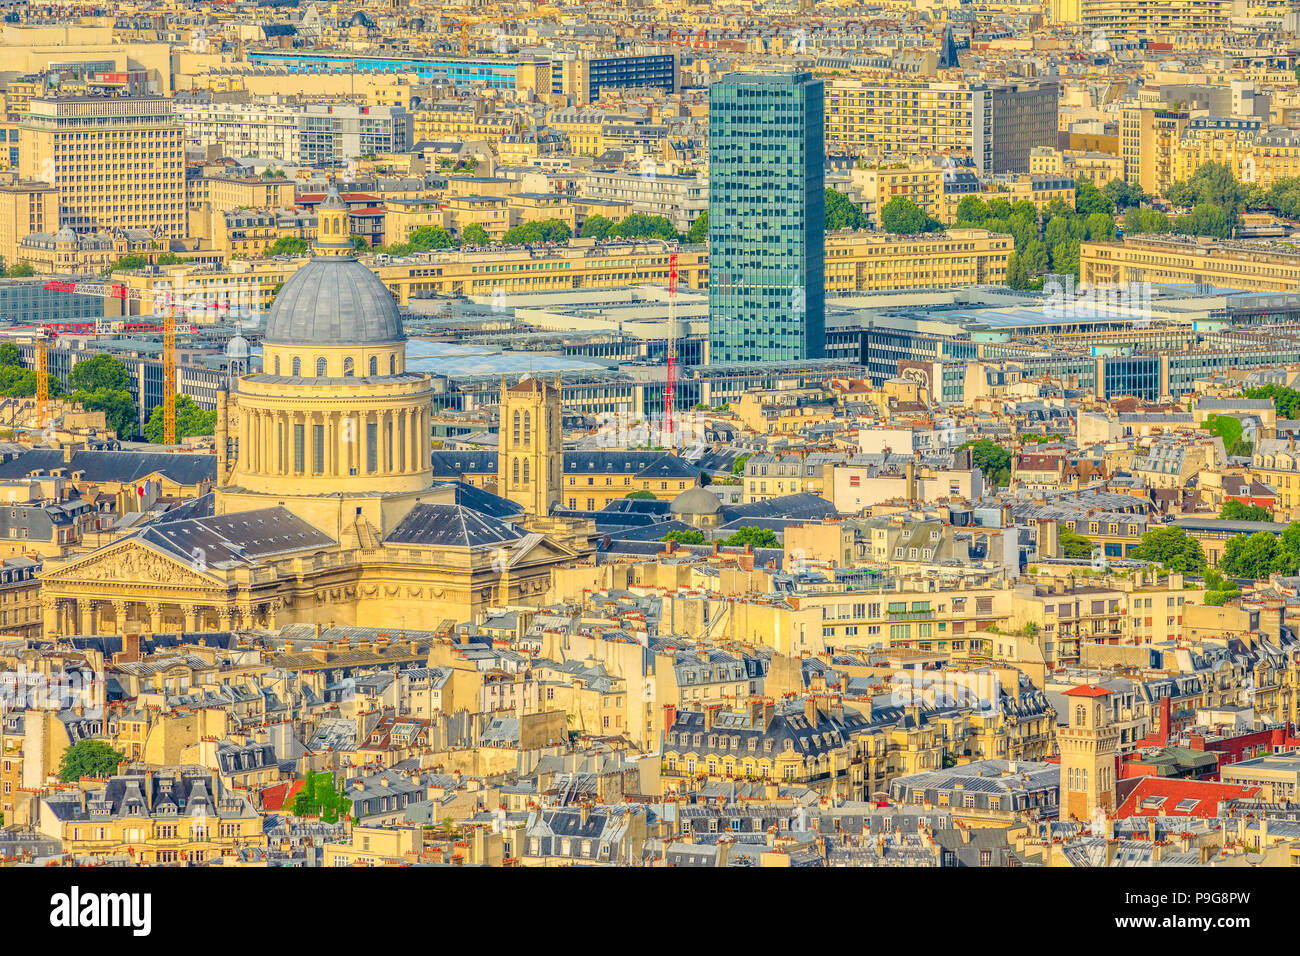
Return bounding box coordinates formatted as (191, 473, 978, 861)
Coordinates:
(722, 526, 780, 549)
(880, 196, 942, 234)
(960, 439, 1011, 486)
(824, 188, 870, 230)
(1221, 499, 1272, 522)
(1244, 384, 1300, 419)
(290, 770, 352, 823)
(144, 394, 216, 444)
(265, 235, 310, 257)
(58, 740, 126, 782)
(1130, 526, 1207, 574)
(501, 219, 572, 245)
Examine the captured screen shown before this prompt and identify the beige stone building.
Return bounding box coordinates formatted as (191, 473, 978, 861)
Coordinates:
(37, 191, 589, 639)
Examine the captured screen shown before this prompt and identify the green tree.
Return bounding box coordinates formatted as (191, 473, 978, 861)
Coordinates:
(1219, 531, 1281, 580)
(608, 213, 679, 241)
(143, 394, 216, 444)
(155, 252, 184, 265)
(1124, 207, 1173, 235)
(722, 526, 780, 549)
(4, 262, 36, 278)
(824, 188, 869, 230)
(686, 210, 708, 244)
(0, 342, 22, 367)
(1130, 526, 1207, 574)
(67, 354, 131, 393)
(290, 770, 353, 823)
(72, 387, 138, 438)
(731, 453, 751, 477)
(1074, 177, 1115, 216)
(1220, 499, 1272, 522)
(461, 223, 490, 246)
(1177, 203, 1233, 239)
(265, 235, 310, 257)
(960, 438, 1011, 485)
(661, 529, 706, 545)
(626, 490, 657, 499)
(1167, 161, 1247, 223)
(57, 740, 126, 782)
(880, 196, 941, 234)
(501, 219, 572, 245)
(350, 235, 369, 252)
(1103, 178, 1148, 209)
(955, 196, 990, 225)
(1243, 384, 1300, 419)
(1059, 528, 1095, 559)
(579, 214, 614, 239)
(105, 254, 149, 273)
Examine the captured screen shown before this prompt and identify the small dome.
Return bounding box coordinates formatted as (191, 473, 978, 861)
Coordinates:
(264, 257, 404, 346)
(670, 486, 722, 516)
(226, 333, 250, 359)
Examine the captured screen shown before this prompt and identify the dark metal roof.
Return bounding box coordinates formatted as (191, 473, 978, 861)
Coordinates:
(264, 256, 404, 346)
(385, 503, 524, 547)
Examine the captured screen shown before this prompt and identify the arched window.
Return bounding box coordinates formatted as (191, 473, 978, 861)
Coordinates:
(344, 357, 354, 377)
(512, 410, 520, 446)
(523, 411, 531, 445)
(522, 459, 530, 485)
(389, 354, 396, 375)
(291, 356, 301, 376)
(369, 356, 378, 376)
(316, 357, 327, 377)
(512, 457, 519, 485)
(1075, 705, 1085, 726)
(274, 356, 281, 375)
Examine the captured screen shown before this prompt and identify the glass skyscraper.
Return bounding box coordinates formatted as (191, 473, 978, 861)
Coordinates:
(708, 71, 825, 365)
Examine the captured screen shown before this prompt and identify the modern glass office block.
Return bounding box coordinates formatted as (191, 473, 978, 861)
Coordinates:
(708, 71, 826, 365)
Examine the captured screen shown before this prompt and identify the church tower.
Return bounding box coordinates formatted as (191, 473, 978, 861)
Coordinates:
(1058, 685, 1119, 822)
(497, 375, 562, 517)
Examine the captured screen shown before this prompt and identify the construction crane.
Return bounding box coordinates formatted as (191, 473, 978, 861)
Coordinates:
(36, 278, 213, 445)
(664, 252, 678, 444)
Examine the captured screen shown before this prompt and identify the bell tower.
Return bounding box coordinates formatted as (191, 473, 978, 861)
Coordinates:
(315, 186, 353, 256)
(1058, 685, 1119, 822)
(497, 375, 562, 517)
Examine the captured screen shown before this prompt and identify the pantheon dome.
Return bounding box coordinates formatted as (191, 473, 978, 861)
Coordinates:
(217, 189, 434, 529)
(264, 256, 405, 347)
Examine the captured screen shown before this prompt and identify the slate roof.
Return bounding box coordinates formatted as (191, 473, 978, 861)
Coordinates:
(0, 449, 216, 485)
(264, 256, 404, 346)
(137, 506, 336, 566)
(385, 503, 524, 547)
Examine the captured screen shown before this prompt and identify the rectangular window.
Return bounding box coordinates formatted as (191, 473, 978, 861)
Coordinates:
(313, 424, 325, 474)
(367, 422, 379, 473)
(293, 423, 305, 474)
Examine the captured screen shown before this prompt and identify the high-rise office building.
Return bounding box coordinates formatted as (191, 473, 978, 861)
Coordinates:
(708, 71, 825, 365)
(19, 95, 185, 236)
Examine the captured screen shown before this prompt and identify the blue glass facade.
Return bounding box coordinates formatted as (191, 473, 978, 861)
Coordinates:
(708, 72, 825, 365)
(246, 52, 522, 89)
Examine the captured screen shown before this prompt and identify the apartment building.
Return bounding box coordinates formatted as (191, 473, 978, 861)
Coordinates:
(578, 169, 706, 233)
(1081, 235, 1300, 294)
(0, 180, 59, 268)
(175, 99, 412, 166)
(826, 80, 1056, 174)
(19, 95, 186, 236)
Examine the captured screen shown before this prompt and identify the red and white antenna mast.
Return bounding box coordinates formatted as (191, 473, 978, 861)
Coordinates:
(665, 253, 678, 444)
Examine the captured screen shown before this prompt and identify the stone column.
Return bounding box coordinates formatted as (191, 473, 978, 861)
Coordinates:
(40, 597, 57, 640)
(360, 411, 372, 474)
(76, 600, 91, 635)
(146, 601, 163, 636)
(217, 607, 234, 632)
(112, 600, 127, 634)
(183, 606, 200, 633)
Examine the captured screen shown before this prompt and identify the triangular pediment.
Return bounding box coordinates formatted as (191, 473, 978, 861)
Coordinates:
(505, 532, 576, 568)
(40, 539, 222, 589)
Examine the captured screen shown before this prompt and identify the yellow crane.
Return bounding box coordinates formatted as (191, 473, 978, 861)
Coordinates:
(37, 280, 213, 445)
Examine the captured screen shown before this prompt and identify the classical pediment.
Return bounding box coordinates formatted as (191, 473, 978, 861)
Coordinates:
(41, 540, 222, 589)
(505, 532, 575, 569)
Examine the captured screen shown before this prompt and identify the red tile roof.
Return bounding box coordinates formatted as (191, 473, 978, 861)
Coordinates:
(259, 779, 305, 812)
(1116, 776, 1259, 819)
(1064, 685, 1112, 698)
